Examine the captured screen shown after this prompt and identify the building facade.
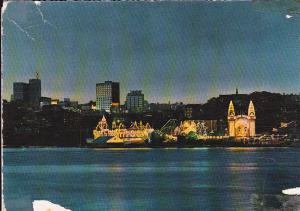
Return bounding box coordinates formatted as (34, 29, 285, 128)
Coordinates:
(184, 104, 203, 119)
(96, 81, 120, 112)
(228, 100, 256, 138)
(40, 97, 52, 107)
(125, 90, 144, 113)
(28, 78, 41, 107)
(13, 82, 29, 102)
(92, 115, 153, 144)
(12, 73, 41, 107)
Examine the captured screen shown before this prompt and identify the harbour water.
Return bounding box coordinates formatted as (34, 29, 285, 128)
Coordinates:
(3, 147, 300, 210)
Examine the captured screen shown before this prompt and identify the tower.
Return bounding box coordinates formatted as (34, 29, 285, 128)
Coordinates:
(13, 82, 29, 103)
(29, 72, 41, 107)
(35, 71, 40, 80)
(227, 100, 236, 137)
(248, 100, 256, 137)
(126, 90, 144, 113)
(96, 81, 120, 112)
(96, 115, 108, 130)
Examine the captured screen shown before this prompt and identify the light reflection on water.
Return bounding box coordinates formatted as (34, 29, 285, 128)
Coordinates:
(3, 148, 300, 210)
(93, 147, 153, 151)
(228, 166, 259, 171)
(225, 147, 260, 152)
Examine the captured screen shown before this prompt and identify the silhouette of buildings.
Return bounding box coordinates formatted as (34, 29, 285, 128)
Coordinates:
(12, 72, 41, 107)
(28, 78, 41, 107)
(13, 82, 29, 102)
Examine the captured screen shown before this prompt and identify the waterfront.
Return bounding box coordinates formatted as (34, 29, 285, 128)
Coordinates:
(3, 148, 300, 210)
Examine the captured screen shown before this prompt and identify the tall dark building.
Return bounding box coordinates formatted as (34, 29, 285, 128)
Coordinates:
(96, 81, 120, 112)
(126, 90, 144, 113)
(111, 82, 120, 105)
(29, 78, 41, 107)
(12, 72, 41, 107)
(13, 82, 29, 102)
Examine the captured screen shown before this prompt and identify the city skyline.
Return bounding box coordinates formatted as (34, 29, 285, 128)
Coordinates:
(2, 1, 300, 103)
(8, 74, 300, 105)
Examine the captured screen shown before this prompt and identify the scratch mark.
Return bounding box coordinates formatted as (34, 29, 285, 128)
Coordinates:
(6, 17, 35, 42)
(34, 2, 57, 29)
(257, 156, 280, 209)
(24, 24, 42, 30)
(34, 1, 41, 6)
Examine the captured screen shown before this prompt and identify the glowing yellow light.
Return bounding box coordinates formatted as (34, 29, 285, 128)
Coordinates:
(111, 102, 119, 106)
(51, 99, 59, 105)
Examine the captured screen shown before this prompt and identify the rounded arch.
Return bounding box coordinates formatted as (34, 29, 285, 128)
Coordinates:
(235, 117, 250, 137)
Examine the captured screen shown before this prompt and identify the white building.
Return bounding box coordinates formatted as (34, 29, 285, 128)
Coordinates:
(96, 81, 120, 112)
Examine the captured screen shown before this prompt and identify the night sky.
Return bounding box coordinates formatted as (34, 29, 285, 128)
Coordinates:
(2, 1, 300, 103)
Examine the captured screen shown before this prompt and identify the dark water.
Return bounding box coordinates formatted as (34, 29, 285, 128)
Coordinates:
(3, 147, 300, 211)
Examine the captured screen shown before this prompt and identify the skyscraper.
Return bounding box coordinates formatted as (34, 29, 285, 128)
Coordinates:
(13, 82, 29, 102)
(28, 72, 41, 107)
(96, 81, 120, 112)
(12, 72, 41, 107)
(125, 90, 144, 113)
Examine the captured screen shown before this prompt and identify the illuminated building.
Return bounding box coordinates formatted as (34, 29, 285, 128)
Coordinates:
(125, 90, 144, 113)
(40, 97, 51, 108)
(227, 100, 256, 138)
(51, 99, 59, 105)
(96, 81, 120, 112)
(91, 115, 153, 145)
(91, 104, 97, 110)
(174, 120, 218, 136)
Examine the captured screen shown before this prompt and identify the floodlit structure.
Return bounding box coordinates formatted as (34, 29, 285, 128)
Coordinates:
(91, 116, 153, 145)
(173, 120, 217, 137)
(227, 100, 256, 138)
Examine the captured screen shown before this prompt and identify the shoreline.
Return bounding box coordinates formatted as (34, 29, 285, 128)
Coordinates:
(3, 144, 300, 149)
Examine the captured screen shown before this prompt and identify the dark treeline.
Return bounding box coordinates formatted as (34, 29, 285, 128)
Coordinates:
(3, 91, 300, 147)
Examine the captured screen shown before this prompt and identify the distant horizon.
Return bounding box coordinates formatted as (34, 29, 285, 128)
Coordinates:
(2, 2, 300, 104)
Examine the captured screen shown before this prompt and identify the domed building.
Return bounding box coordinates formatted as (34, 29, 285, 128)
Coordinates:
(227, 100, 256, 138)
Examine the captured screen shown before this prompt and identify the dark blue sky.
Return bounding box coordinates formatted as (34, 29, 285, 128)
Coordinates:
(2, 1, 300, 103)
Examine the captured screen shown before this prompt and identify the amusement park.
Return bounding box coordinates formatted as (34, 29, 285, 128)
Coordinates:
(86, 100, 295, 147)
